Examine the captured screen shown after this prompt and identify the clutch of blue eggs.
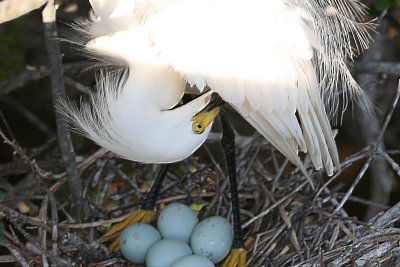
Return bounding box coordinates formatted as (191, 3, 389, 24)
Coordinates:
(119, 203, 234, 267)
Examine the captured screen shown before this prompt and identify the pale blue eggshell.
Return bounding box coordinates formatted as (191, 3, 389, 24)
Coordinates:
(145, 238, 192, 267)
(157, 203, 198, 243)
(190, 216, 233, 263)
(171, 255, 215, 267)
(119, 223, 161, 264)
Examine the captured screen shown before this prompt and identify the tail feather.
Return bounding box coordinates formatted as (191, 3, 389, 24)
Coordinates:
(237, 80, 339, 181)
(245, 109, 315, 186)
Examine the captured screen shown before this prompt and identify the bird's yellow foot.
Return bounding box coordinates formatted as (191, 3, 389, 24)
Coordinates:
(221, 248, 246, 267)
(99, 208, 155, 252)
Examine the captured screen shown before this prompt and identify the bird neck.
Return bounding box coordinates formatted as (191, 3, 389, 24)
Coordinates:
(108, 66, 213, 163)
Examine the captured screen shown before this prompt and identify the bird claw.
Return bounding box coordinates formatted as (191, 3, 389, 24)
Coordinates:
(221, 248, 246, 267)
(99, 208, 155, 252)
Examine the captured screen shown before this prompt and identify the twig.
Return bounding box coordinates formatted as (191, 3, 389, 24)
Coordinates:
(376, 79, 400, 142)
(311, 79, 400, 251)
(242, 181, 307, 228)
(61, 233, 107, 262)
(7, 210, 69, 266)
(0, 0, 47, 24)
(355, 22, 392, 220)
(0, 255, 16, 264)
(295, 229, 400, 267)
(336, 194, 391, 210)
(0, 204, 50, 231)
(372, 201, 400, 230)
(313, 148, 369, 201)
(47, 190, 59, 257)
(38, 196, 49, 266)
(0, 63, 89, 97)
(333, 156, 374, 214)
(0, 107, 16, 141)
(4, 243, 29, 267)
(0, 128, 53, 179)
(379, 150, 400, 177)
(42, 1, 84, 210)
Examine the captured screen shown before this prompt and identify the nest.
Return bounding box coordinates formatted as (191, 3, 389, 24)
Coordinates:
(1, 109, 400, 266)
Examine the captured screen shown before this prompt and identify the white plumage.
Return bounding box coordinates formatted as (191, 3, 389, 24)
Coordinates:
(63, 0, 372, 176)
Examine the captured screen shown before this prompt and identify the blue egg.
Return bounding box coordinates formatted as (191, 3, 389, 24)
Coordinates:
(119, 223, 161, 264)
(190, 216, 233, 263)
(157, 203, 198, 243)
(146, 238, 192, 267)
(171, 255, 215, 267)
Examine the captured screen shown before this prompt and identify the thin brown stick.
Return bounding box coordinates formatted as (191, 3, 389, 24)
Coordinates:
(42, 1, 86, 215)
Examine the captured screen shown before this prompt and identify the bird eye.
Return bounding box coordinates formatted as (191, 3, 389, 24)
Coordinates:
(193, 122, 204, 134)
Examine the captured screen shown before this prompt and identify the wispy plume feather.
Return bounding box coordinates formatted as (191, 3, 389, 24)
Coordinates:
(58, 69, 129, 153)
(291, 0, 374, 121)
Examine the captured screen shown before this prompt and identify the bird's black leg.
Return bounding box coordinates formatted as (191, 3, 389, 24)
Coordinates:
(219, 113, 246, 267)
(101, 164, 169, 251)
(142, 164, 169, 210)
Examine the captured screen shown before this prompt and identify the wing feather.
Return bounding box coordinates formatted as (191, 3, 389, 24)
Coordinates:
(145, 0, 359, 175)
(81, 0, 370, 177)
(244, 109, 313, 183)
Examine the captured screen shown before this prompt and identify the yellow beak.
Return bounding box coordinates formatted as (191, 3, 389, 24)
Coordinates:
(192, 106, 221, 134)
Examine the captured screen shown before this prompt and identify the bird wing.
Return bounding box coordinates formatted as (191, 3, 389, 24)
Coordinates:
(144, 0, 344, 175)
(82, 0, 371, 176)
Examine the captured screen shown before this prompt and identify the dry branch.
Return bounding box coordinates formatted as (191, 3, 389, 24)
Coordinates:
(0, 0, 47, 24)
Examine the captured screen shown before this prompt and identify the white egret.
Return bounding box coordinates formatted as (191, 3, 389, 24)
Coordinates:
(62, 0, 372, 265)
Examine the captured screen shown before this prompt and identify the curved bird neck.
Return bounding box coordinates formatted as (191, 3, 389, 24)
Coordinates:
(104, 65, 213, 163)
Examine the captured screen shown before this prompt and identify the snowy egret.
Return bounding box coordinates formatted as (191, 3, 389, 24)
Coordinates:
(61, 0, 372, 265)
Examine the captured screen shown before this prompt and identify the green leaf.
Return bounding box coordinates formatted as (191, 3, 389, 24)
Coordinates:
(190, 203, 205, 215)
